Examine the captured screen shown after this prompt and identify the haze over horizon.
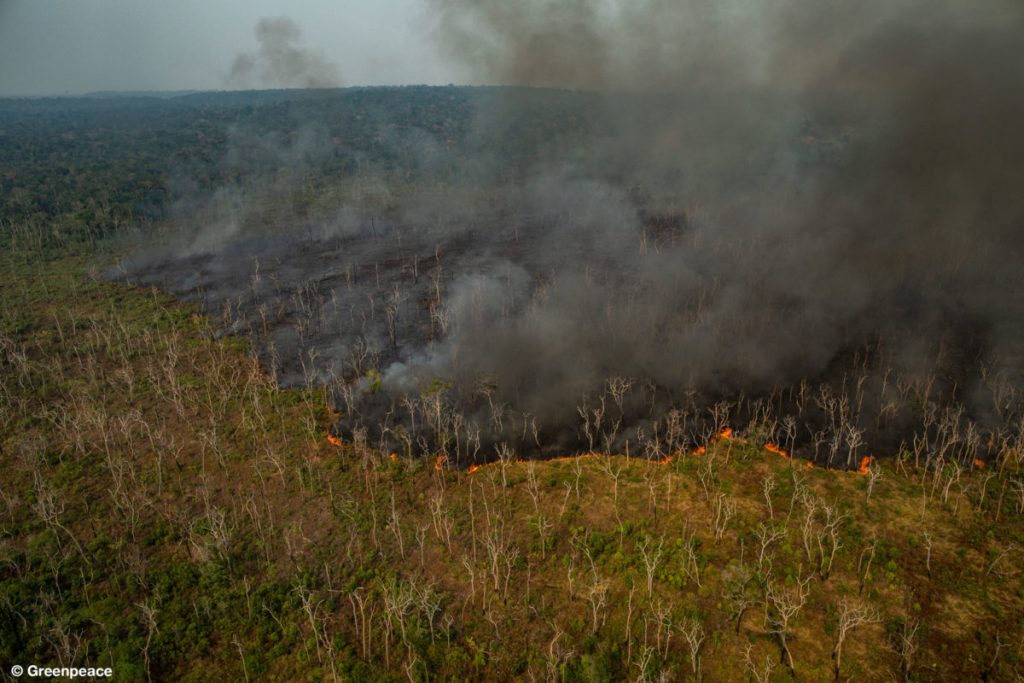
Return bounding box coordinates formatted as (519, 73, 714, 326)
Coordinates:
(0, 0, 454, 96)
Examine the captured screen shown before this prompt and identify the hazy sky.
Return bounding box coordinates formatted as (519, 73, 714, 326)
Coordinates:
(0, 0, 454, 95)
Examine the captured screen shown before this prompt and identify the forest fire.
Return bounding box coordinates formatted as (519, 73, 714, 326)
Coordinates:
(549, 453, 596, 463)
(327, 423, 875, 477)
(461, 427, 802, 474)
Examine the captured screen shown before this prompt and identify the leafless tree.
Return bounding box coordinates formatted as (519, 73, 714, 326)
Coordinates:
(679, 617, 706, 680)
(709, 401, 733, 436)
(634, 645, 656, 683)
(801, 496, 846, 580)
(697, 457, 717, 503)
(598, 455, 625, 525)
(651, 601, 674, 659)
(607, 376, 632, 414)
(845, 425, 865, 470)
(987, 543, 1016, 577)
(544, 621, 573, 682)
(348, 588, 374, 660)
(390, 487, 405, 558)
(742, 643, 777, 683)
(138, 600, 158, 683)
(428, 490, 454, 552)
(532, 513, 554, 559)
(296, 583, 339, 682)
(638, 535, 665, 596)
(585, 571, 610, 635)
(762, 475, 777, 519)
(714, 493, 736, 541)
(525, 461, 541, 514)
(679, 527, 703, 588)
(923, 532, 933, 577)
(765, 573, 812, 675)
(858, 538, 877, 595)
(865, 461, 882, 501)
(754, 522, 786, 573)
(1011, 477, 1024, 515)
(832, 598, 879, 680)
(482, 519, 519, 603)
(892, 616, 920, 682)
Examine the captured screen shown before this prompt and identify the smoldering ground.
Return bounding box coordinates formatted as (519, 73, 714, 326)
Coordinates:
(117, 3, 1024, 467)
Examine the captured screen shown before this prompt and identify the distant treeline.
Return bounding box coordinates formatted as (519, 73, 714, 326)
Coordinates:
(0, 86, 611, 244)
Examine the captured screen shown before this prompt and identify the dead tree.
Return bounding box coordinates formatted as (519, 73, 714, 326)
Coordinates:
(831, 599, 879, 680)
(754, 522, 786, 573)
(679, 617, 706, 681)
(638, 535, 665, 596)
(765, 574, 811, 676)
(762, 475, 777, 519)
(713, 493, 737, 541)
(892, 616, 920, 682)
(585, 572, 610, 635)
(865, 461, 883, 501)
(801, 496, 846, 580)
(742, 643, 777, 683)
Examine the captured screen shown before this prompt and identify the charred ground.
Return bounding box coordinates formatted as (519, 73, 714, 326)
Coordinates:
(2, 66, 1024, 680)
(88, 85, 1024, 472)
(3, 241, 1024, 681)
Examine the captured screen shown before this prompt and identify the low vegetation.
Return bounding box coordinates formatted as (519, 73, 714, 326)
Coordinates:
(3, 236, 1023, 681)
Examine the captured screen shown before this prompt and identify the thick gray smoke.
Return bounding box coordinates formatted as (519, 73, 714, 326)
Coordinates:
(432, 0, 1024, 259)
(121, 0, 1024, 465)
(229, 17, 340, 89)
(413, 0, 1024, 397)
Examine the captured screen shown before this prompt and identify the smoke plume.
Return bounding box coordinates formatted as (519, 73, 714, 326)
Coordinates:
(229, 16, 340, 89)
(120, 1, 1024, 467)
(416, 0, 1024, 406)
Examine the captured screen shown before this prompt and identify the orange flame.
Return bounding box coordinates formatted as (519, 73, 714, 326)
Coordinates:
(549, 453, 594, 463)
(693, 426, 741, 455)
(389, 453, 399, 462)
(326, 434, 342, 447)
(438, 426, 864, 476)
(973, 458, 985, 469)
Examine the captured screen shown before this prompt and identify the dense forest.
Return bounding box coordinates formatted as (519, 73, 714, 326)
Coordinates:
(0, 87, 610, 244)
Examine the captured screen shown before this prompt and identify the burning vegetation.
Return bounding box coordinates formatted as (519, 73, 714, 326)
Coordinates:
(5, 245, 1024, 679)
(113, 1, 1024, 476)
(4, 0, 1024, 679)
